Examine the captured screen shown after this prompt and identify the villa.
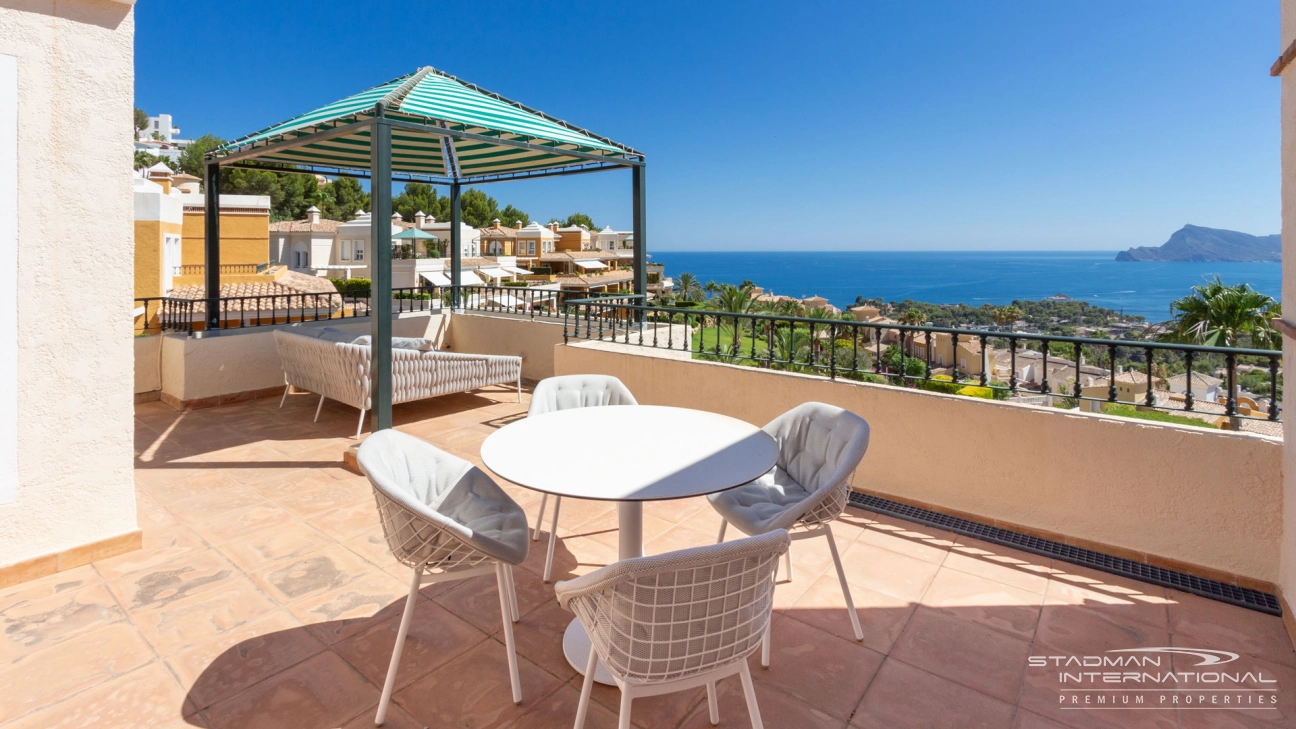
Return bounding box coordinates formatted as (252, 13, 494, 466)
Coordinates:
(3, 3, 1296, 729)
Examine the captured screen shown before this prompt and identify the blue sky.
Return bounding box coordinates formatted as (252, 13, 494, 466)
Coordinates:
(135, 1, 1279, 251)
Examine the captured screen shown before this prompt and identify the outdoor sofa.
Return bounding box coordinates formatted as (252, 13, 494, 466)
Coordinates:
(273, 327, 522, 437)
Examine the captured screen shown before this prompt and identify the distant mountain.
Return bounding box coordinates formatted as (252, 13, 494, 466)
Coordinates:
(1116, 225, 1280, 262)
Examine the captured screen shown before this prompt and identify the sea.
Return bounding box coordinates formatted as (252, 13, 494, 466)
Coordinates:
(648, 250, 1283, 322)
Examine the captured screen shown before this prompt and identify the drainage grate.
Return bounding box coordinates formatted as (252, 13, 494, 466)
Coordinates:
(848, 492, 1281, 616)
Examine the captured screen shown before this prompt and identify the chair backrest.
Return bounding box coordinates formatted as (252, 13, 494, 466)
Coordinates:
(357, 429, 510, 570)
(274, 330, 371, 409)
(555, 530, 789, 684)
(765, 402, 870, 523)
(528, 375, 637, 417)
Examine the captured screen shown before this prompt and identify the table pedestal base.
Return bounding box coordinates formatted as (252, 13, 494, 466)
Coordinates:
(563, 618, 616, 685)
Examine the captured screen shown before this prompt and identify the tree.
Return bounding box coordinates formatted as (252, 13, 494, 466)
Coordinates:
(561, 212, 596, 229)
(711, 282, 757, 351)
(1165, 276, 1279, 349)
(702, 280, 719, 300)
(221, 166, 320, 222)
(318, 177, 369, 221)
(993, 305, 1023, 331)
(458, 188, 501, 228)
(675, 272, 703, 302)
(897, 309, 924, 356)
(175, 133, 223, 177)
(498, 204, 530, 228)
(134, 107, 149, 134)
(392, 183, 441, 223)
(134, 150, 168, 170)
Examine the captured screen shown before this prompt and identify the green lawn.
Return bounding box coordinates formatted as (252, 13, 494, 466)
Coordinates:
(694, 323, 770, 357)
(1102, 404, 1217, 429)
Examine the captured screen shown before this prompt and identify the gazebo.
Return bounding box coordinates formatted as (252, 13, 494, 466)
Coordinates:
(203, 66, 644, 431)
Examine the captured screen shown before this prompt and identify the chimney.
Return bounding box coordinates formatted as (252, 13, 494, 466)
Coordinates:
(306, 205, 320, 225)
(548, 221, 559, 233)
(492, 218, 501, 230)
(414, 210, 425, 227)
(514, 220, 523, 228)
(392, 212, 402, 222)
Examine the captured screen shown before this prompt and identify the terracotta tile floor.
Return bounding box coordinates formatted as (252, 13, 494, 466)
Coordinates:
(2, 388, 1293, 728)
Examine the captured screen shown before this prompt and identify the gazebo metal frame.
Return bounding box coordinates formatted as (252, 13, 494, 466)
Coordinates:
(203, 66, 644, 432)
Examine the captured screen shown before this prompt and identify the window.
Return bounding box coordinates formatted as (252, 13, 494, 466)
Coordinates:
(340, 239, 350, 261)
(353, 240, 364, 261)
(528, 241, 536, 255)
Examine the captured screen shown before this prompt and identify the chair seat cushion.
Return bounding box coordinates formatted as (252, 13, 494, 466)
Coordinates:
(437, 471, 530, 565)
(707, 466, 814, 535)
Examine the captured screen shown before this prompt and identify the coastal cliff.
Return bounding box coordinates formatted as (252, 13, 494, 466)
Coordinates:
(1116, 224, 1280, 262)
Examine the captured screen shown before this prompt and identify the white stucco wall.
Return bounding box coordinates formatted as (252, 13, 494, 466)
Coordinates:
(0, 1, 138, 564)
(1281, 0, 1296, 617)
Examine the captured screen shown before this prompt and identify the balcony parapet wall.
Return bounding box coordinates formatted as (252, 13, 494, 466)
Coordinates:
(554, 337, 1283, 588)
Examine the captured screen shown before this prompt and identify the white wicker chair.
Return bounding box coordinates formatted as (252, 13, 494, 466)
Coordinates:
(357, 429, 530, 725)
(708, 402, 871, 656)
(556, 530, 790, 729)
(274, 328, 523, 438)
(527, 375, 638, 582)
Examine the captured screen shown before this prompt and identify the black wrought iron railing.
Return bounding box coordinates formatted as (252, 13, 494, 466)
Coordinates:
(131, 282, 594, 334)
(560, 296, 1283, 424)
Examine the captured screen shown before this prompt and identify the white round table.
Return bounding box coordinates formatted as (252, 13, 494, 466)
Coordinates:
(480, 405, 779, 684)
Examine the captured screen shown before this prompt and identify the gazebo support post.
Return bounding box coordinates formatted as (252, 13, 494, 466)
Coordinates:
(203, 162, 221, 332)
(632, 164, 647, 320)
(450, 182, 462, 311)
(370, 113, 394, 432)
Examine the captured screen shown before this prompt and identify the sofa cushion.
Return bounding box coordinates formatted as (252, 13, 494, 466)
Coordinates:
(350, 335, 434, 351)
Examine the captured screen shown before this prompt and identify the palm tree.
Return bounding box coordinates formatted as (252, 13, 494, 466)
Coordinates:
(711, 283, 757, 352)
(1166, 277, 1279, 349)
(702, 280, 720, 301)
(897, 309, 924, 357)
(770, 326, 812, 371)
(992, 305, 1023, 331)
(674, 272, 703, 303)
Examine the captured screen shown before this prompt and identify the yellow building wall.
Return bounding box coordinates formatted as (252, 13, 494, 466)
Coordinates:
(555, 231, 587, 251)
(181, 212, 270, 266)
(133, 218, 183, 300)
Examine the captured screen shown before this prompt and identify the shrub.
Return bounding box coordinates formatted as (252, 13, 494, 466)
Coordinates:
(393, 291, 431, 300)
(502, 280, 528, 288)
(917, 375, 962, 395)
(330, 278, 371, 293)
(530, 266, 552, 275)
(955, 385, 994, 399)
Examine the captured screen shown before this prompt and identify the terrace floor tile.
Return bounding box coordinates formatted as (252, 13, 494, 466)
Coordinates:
(3, 390, 1281, 729)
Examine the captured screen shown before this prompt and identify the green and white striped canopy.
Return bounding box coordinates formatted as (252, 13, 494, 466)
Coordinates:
(211, 67, 640, 180)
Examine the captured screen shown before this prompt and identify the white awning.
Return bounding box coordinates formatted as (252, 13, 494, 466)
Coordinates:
(574, 260, 607, 270)
(423, 271, 485, 287)
(476, 267, 508, 279)
(503, 265, 532, 275)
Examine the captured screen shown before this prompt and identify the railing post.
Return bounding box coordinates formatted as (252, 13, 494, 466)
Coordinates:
(1269, 355, 1280, 421)
(1008, 337, 1017, 394)
(978, 335, 988, 386)
(1108, 344, 1118, 404)
(1184, 352, 1195, 411)
(1072, 342, 1083, 401)
(203, 162, 221, 332)
(829, 323, 837, 380)
(1144, 347, 1155, 407)
(1039, 341, 1049, 398)
(1225, 351, 1238, 421)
